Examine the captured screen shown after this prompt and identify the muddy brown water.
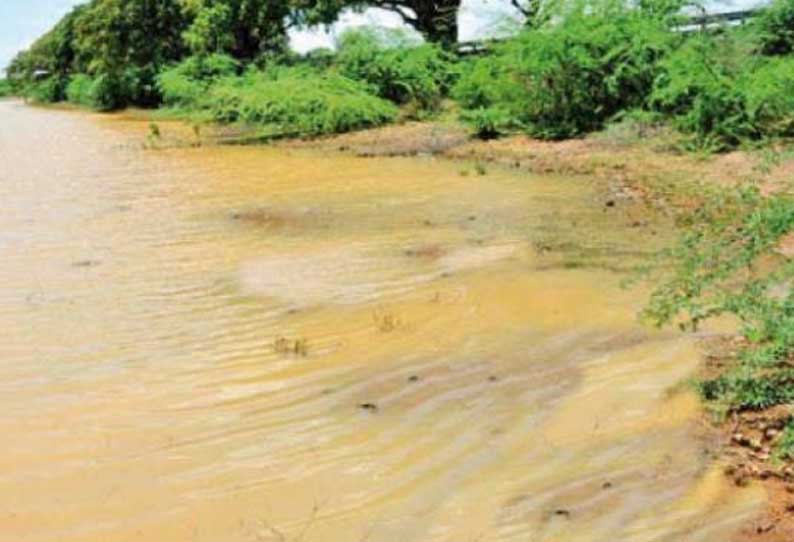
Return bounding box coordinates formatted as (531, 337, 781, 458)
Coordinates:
(0, 101, 763, 541)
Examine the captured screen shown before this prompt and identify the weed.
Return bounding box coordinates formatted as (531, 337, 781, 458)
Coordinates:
(273, 337, 309, 357)
(372, 309, 402, 333)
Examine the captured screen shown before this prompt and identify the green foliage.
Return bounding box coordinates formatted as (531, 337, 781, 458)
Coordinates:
(196, 67, 398, 135)
(453, 56, 506, 111)
(652, 35, 794, 150)
(753, 0, 794, 56)
(336, 28, 455, 113)
(645, 184, 794, 411)
(776, 421, 794, 460)
(182, 3, 235, 55)
(456, 1, 678, 139)
(27, 77, 67, 103)
(65, 74, 94, 106)
(157, 54, 239, 106)
(0, 79, 14, 98)
(64, 73, 128, 111)
(743, 57, 794, 138)
(181, 0, 292, 60)
(460, 107, 511, 139)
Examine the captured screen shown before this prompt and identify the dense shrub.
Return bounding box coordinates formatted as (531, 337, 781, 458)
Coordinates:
(66, 74, 94, 106)
(753, 0, 794, 56)
(26, 77, 67, 103)
(652, 35, 794, 150)
(645, 185, 794, 411)
(651, 35, 753, 150)
(157, 54, 239, 107)
(64, 72, 129, 111)
(199, 67, 398, 135)
(336, 28, 455, 113)
(0, 79, 13, 97)
(453, 56, 506, 111)
(455, 2, 677, 139)
(743, 57, 794, 137)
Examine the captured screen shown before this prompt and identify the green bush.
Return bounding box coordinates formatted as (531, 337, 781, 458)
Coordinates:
(66, 74, 94, 106)
(157, 54, 239, 107)
(645, 185, 794, 411)
(26, 77, 67, 103)
(453, 56, 507, 111)
(455, 2, 677, 139)
(753, 0, 794, 56)
(460, 107, 511, 139)
(0, 79, 13, 97)
(87, 73, 127, 111)
(65, 73, 128, 111)
(199, 67, 398, 136)
(652, 36, 794, 150)
(743, 57, 794, 137)
(336, 28, 455, 113)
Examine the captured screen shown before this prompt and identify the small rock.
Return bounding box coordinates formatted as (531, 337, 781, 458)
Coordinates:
(553, 509, 571, 518)
(358, 403, 378, 413)
(488, 375, 499, 382)
(756, 520, 775, 534)
(601, 481, 613, 490)
(605, 200, 616, 208)
(766, 428, 780, 440)
(408, 375, 420, 383)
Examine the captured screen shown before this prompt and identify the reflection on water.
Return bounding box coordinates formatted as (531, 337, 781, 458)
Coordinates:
(0, 101, 761, 541)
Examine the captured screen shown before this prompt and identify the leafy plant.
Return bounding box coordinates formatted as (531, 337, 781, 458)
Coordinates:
(456, 0, 678, 139)
(26, 77, 67, 103)
(0, 79, 14, 97)
(753, 0, 794, 56)
(336, 28, 455, 113)
(199, 66, 398, 136)
(157, 53, 239, 106)
(460, 107, 511, 139)
(652, 34, 794, 150)
(645, 184, 794, 410)
(775, 421, 794, 460)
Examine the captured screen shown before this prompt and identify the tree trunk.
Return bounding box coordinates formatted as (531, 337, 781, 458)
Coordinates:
(411, 0, 461, 48)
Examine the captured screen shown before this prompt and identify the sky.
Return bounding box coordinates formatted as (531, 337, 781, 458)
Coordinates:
(0, 0, 762, 75)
